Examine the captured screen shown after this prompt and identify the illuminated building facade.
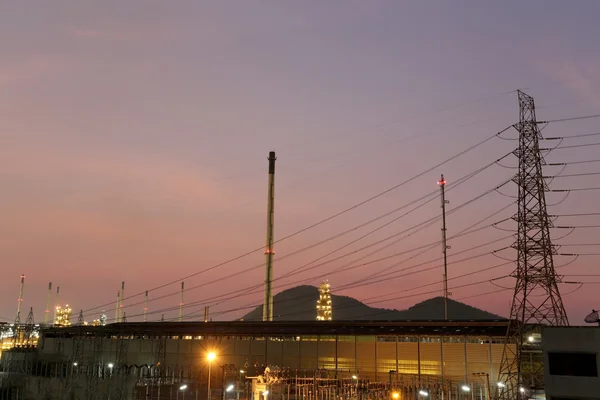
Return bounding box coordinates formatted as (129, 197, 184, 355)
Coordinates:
(316, 280, 332, 321)
(4, 321, 514, 399)
(54, 305, 72, 327)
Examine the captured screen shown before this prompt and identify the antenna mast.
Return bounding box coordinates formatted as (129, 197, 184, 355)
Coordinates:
(438, 175, 450, 320)
(263, 151, 277, 322)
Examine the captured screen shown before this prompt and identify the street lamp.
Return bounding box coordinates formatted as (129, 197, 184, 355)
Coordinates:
(419, 390, 428, 397)
(461, 385, 470, 392)
(180, 384, 188, 400)
(207, 352, 217, 400)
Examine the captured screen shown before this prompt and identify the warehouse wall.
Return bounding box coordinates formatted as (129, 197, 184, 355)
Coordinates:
(39, 334, 512, 386)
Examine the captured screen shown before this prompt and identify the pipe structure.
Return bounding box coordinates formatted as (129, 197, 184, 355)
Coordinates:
(16, 274, 25, 323)
(143, 290, 149, 322)
(179, 281, 184, 322)
(438, 174, 450, 320)
(54, 286, 60, 325)
(115, 290, 120, 323)
(263, 151, 277, 322)
(120, 281, 125, 323)
(44, 282, 52, 325)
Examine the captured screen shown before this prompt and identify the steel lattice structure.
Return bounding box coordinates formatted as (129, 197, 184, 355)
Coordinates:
(497, 90, 569, 399)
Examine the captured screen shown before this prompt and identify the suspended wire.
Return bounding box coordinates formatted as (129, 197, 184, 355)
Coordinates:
(541, 114, 600, 124)
(456, 288, 511, 300)
(544, 172, 600, 179)
(555, 225, 600, 229)
(557, 243, 600, 247)
(543, 132, 600, 140)
(550, 187, 600, 192)
(119, 224, 514, 322)
(542, 142, 600, 151)
(551, 212, 600, 217)
(194, 269, 513, 322)
(546, 191, 571, 207)
(261, 274, 513, 321)
(357, 202, 514, 283)
(179, 200, 516, 320)
(548, 159, 600, 166)
(84, 128, 510, 314)
(93, 152, 515, 318)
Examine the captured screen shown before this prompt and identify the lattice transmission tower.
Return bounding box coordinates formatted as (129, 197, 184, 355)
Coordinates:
(497, 90, 569, 399)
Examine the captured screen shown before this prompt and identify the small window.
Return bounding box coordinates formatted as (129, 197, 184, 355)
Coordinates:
(548, 352, 598, 377)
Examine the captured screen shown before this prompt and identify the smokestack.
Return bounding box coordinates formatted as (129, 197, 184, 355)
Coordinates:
(143, 290, 149, 322)
(179, 281, 184, 322)
(54, 286, 60, 325)
(44, 282, 52, 325)
(204, 306, 209, 323)
(15, 274, 25, 324)
(115, 290, 120, 323)
(263, 151, 276, 322)
(119, 281, 125, 323)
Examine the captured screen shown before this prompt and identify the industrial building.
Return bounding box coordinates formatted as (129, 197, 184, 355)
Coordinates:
(542, 326, 600, 400)
(0, 320, 514, 400)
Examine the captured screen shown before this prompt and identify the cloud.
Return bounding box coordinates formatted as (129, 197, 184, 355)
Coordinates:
(1, 145, 227, 242)
(65, 23, 176, 45)
(0, 57, 66, 86)
(530, 57, 600, 108)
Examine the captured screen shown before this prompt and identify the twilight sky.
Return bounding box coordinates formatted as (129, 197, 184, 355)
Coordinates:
(2, 1, 600, 325)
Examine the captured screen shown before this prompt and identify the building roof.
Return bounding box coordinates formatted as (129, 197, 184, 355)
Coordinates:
(42, 320, 510, 338)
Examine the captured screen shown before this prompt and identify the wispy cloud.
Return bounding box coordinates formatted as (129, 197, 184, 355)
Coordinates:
(0, 57, 65, 86)
(1, 145, 227, 240)
(531, 57, 600, 108)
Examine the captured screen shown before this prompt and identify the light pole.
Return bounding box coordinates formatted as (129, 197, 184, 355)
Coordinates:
(207, 352, 216, 400)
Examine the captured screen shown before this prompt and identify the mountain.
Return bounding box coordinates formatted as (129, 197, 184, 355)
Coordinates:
(241, 285, 504, 321)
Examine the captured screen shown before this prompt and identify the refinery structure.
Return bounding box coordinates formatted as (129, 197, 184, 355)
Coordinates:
(0, 92, 574, 400)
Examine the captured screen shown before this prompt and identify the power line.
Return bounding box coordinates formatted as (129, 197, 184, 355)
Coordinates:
(113, 210, 515, 323)
(548, 159, 600, 166)
(89, 151, 514, 319)
(216, 178, 515, 313)
(551, 212, 600, 217)
(541, 142, 600, 151)
(177, 200, 516, 321)
(550, 187, 600, 192)
(84, 129, 509, 314)
(544, 172, 600, 179)
(543, 131, 600, 140)
(542, 114, 600, 124)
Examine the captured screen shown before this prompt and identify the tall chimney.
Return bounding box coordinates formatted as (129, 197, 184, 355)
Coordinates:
(44, 282, 52, 325)
(263, 151, 277, 322)
(115, 290, 120, 323)
(15, 274, 25, 323)
(143, 290, 149, 322)
(119, 281, 125, 323)
(179, 281, 184, 322)
(54, 286, 60, 325)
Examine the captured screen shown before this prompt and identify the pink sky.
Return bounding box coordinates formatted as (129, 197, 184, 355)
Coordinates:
(2, 1, 600, 325)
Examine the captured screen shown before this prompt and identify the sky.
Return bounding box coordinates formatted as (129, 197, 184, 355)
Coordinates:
(2, 1, 600, 326)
